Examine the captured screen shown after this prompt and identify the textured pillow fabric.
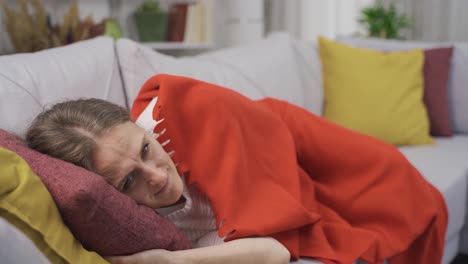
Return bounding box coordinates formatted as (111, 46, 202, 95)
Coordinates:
(0, 147, 106, 264)
(423, 47, 453, 136)
(337, 37, 468, 134)
(318, 37, 433, 145)
(0, 129, 191, 256)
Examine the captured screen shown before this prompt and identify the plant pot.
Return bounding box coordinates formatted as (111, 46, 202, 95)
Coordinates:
(134, 12, 168, 42)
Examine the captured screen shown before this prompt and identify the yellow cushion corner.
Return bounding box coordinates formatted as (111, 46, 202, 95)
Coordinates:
(318, 36, 433, 146)
(0, 147, 108, 264)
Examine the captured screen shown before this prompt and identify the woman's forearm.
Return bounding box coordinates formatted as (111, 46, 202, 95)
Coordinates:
(175, 237, 290, 264)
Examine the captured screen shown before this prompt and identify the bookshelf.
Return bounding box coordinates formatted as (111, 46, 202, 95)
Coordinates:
(0, 0, 264, 55)
(114, 0, 265, 53)
(114, 0, 214, 54)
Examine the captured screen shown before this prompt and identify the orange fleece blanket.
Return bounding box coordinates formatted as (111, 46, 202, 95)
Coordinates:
(131, 74, 447, 264)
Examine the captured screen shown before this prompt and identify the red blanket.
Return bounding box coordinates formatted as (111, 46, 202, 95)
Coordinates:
(131, 74, 447, 264)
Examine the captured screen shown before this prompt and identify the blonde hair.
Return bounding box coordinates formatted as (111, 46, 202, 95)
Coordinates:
(26, 98, 131, 171)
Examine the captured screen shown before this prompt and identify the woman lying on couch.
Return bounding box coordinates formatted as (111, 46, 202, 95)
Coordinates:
(26, 74, 447, 264)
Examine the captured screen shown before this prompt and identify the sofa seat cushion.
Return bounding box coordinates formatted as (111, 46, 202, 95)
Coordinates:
(399, 135, 468, 241)
(0, 218, 51, 264)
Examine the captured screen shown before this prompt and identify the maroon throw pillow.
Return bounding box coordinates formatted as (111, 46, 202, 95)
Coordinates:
(423, 47, 453, 137)
(0, 129, 191, 256)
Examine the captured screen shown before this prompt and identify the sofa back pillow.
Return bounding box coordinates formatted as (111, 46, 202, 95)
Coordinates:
(422, 47, 453, 136)
(337, 37, 468, 134)
(0, 129, 191, 256)
(319, 37, 433, 145)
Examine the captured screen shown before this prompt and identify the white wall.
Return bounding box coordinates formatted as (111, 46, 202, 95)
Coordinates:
(213, 0, 264, 47)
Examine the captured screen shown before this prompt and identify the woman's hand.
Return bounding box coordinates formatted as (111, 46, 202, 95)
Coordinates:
(106, 237, 290, 264)
(179, 237, 290, 264)
(106, 249, 187, 264)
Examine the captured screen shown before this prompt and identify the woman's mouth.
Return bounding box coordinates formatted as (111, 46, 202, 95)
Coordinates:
(155, 177, 169, 196)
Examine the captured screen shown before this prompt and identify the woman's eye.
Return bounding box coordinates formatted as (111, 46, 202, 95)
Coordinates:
(122, 175, 134, 192)
(142, 143, 150, 158)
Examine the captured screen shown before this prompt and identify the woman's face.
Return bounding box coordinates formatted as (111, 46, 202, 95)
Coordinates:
(93, 121, 183, 209)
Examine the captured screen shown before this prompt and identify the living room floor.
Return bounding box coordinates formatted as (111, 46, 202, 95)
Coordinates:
(451, 253, 468, 264)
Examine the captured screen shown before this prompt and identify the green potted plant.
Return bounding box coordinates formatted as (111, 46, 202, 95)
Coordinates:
(359, 0, 410, 39)
(134, 0, 168, 42)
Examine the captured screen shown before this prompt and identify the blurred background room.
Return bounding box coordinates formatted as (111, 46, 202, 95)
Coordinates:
(1, 0, 467, 56)
(1, 1, 468, 264)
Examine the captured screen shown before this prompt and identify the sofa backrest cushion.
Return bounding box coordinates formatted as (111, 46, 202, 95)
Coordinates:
(337, 37, 468, 134)
(0, 129, 192, 257)
(0, 37, 127, 137)
(116, 32, 324, 115)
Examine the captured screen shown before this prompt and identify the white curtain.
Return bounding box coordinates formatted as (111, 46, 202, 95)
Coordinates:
(392, 0, 468, 41)
(265, 0, 468, 43)
(265, 0, 374, 42)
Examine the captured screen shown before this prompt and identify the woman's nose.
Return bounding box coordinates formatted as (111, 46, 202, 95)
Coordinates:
(141, 164, 167, 187)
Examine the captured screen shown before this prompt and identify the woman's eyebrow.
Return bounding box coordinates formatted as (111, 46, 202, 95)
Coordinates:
(114, 133, 146, 189)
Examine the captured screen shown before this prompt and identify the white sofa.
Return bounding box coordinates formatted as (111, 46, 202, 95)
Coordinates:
(0, 33, 467, 264)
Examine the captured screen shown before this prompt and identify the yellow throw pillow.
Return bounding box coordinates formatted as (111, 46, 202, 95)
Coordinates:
(0, 147, 108, 264)
(318, 37, 433, 145)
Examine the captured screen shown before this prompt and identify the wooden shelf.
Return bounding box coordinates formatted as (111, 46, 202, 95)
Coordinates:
(140, 42, 214, 51)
